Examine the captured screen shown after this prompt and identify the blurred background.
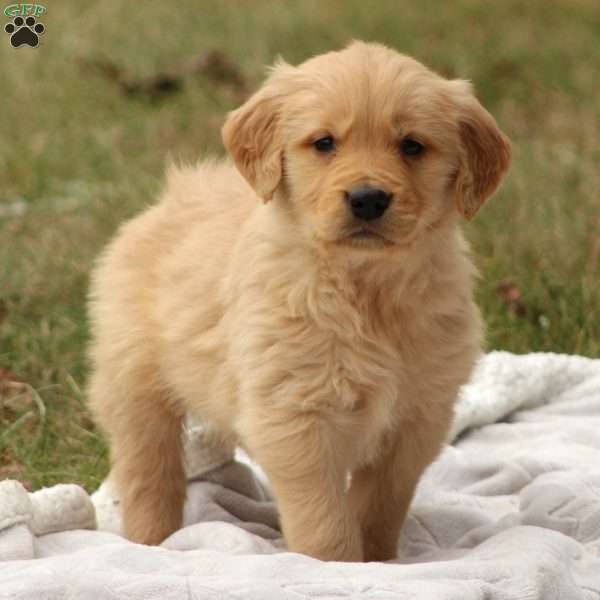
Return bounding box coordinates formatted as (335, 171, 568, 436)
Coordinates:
(1, 1, 598, 491)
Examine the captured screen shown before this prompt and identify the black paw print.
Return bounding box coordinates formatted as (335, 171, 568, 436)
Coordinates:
(4, 16, 45, 48)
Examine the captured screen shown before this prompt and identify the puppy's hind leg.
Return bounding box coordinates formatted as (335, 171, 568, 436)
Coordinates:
(89, 371, 186, 545)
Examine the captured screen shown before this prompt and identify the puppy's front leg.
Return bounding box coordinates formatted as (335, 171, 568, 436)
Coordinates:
(239, 410, 363, 562)
(348, 410, 453, 562)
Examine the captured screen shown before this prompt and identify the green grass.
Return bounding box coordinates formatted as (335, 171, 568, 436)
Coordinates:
(1, 0, 598, 491)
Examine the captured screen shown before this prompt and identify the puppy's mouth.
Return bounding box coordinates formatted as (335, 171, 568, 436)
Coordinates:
(339, 228, 395, 248)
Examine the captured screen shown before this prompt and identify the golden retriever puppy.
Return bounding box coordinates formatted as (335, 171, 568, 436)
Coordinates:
(88, 41, 510, 562)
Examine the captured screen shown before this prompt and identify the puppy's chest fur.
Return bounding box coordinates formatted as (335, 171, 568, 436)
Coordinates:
(295, 272, 407, 440)
(294, 269, 403, 410)
(230, 245, 474, 465)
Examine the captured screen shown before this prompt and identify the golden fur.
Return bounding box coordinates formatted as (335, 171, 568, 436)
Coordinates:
(88, 41, 511, 562)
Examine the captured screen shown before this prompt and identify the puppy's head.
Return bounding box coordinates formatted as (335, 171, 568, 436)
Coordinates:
(222, 42, 510, 255)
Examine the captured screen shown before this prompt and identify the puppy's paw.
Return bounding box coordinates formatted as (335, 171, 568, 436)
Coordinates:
(362, 535, 398, 563)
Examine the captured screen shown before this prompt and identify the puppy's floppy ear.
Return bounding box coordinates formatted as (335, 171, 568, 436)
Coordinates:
(222, 62, 294, 203)
(450, 81, 511, 220)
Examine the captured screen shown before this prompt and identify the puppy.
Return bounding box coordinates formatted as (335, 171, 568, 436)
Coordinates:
(88, 41, 510, 562)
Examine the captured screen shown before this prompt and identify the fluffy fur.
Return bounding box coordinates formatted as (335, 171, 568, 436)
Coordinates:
(88, 41, 511, 562)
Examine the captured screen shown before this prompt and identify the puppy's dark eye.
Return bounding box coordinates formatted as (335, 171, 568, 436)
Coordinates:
(401, 138, 425, 157)
(313, 136, 336, 153)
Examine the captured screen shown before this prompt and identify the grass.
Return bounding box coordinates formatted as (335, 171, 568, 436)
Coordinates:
(0, 0, 598, 491)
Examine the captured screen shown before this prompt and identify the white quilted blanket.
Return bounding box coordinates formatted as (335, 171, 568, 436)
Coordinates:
(1, 351, 599, 599)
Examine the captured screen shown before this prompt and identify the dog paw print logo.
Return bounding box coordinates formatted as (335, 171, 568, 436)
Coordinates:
(4, 4, 46, 48)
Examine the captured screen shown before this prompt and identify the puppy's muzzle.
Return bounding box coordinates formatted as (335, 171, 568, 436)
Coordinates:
(346, 187, 392, 221)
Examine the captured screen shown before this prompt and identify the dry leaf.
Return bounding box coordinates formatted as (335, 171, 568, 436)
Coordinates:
(496, 278, 527, 318)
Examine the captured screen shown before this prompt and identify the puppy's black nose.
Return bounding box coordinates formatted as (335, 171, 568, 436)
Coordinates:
(347, 187, 392, 221)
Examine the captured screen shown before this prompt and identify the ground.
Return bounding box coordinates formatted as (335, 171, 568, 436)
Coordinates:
(0, 0, 598, 491)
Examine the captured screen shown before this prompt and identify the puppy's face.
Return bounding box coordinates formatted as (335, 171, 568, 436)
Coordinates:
(223, 42, 510, 256)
